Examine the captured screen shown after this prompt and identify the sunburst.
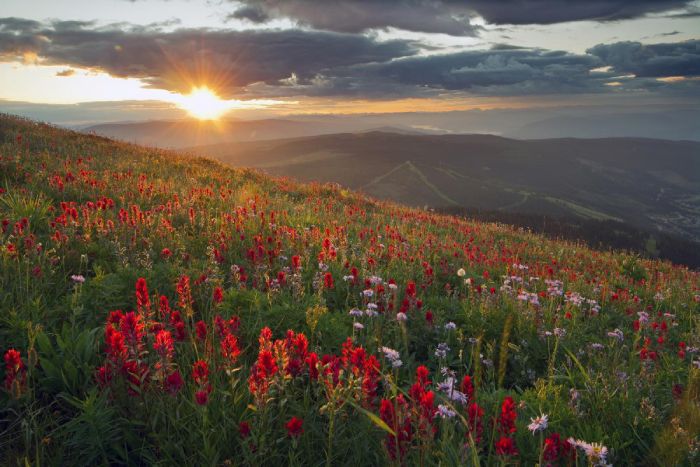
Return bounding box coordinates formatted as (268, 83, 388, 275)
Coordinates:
(175, 86, 231, 120)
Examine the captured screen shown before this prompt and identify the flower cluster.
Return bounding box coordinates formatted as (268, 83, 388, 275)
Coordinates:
(495, 396, 519, 457)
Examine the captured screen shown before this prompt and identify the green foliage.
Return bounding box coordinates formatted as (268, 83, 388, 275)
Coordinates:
(619, 255, 648, 282)
(0, 191, 52, 234)
(58, 390, 138, 465)
(35, 324, 100, 397)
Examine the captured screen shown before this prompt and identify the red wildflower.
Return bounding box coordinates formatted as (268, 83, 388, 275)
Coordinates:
(543, 433, 575, 463)
(285, 416, 304, 437)
(420, 390, 436, 419)
(4, 349, 26, 393)
(248, 330, 278, 402)
(282, 330, 308, 377)
(119, 311, 144, 350)
(497, 396, 518, 435)
(673, 383, 684, 400)
(158, 296, 171, 319)
(495, 436, 518, 457)
(121, 359, 150, 396)
(380, 398, 396, 426)
(415, 365, 430, 386)
(165, 370, 184, 395)
(176, 275, 193, 311)
(215, 315, 240, 338)
(220, 333, 241, 365)
(258, 327, 273, 351)
(406, 281, 416, 297)
(96, 365, 112, 387)
(195, 389, 209, 405)
(361, 355, 381, 406)
(323, 272, 334, 289)
(213, 286, 224, 304)
(105, 326, 127, 361)
(174, 321, 186, 341)
(306, 352, 319, 380)
(461, 375, 474, 402)
(135, 277, 151, 317)
(192, 360, 209, 386)
(239, 421, 251, 438)
(196, 320, 207, 341)
(379, 396, 412, 461)
(466, 402, 484, 444)
(153, 330, 174, 360)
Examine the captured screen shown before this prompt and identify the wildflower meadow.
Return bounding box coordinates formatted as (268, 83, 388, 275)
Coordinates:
(1, 115, 699, 465)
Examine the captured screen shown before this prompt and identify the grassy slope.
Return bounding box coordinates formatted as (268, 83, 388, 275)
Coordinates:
(1, 115, 699, 466)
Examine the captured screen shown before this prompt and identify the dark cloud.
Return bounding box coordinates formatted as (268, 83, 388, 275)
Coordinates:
(230, 1, 695, 35)
(461, 0, 694, 25)
(1, 17, 697, 100)
(360, 48, 605, 95)
(229, 1, 478, 36)
(0, 17, 41, 32)
(587, 40, 700, 77)
(244, 47, 609, 100)
(229, 5, 270, 23)
(665, 5, 700, 17)
(254, 41, 700, 99)
(0, 18, 416, 97)
(55, 68, 75, 77)
(0, 18, 47, 58)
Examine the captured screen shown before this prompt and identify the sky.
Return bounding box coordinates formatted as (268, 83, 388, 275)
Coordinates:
(1, 0, 699, 124)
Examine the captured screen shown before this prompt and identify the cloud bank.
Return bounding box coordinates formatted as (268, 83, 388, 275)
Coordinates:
(1, 17, 698, 100)
(230, 0, 696, 34)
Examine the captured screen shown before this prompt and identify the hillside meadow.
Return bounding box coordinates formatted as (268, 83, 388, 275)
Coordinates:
(1, 115, 699, 466)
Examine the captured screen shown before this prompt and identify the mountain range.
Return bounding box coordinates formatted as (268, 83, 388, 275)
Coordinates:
(80, 106, 700, 148)
(185, 132, 700, 243)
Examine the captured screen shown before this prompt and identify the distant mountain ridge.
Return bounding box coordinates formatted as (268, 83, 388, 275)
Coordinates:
(508, 110, 700, 140)
(83, 119, 433, 148)
(84, 118, 321, 148)
(186, 131, 700, 243)
(81, 106, 700, 149)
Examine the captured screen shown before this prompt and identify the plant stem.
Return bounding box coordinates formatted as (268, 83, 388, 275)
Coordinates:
(326, 409, 335, 467)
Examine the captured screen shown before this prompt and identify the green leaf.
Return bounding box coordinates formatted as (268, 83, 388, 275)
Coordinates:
(347, 401, 395, 437)
(36, 332, 53, 355)
(563, 346, 591, 384)
(40, 358, 62, 382)
(64, 360, 78, 385)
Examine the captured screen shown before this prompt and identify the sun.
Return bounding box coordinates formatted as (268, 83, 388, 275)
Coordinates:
(176, 87, 231, 120)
